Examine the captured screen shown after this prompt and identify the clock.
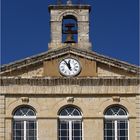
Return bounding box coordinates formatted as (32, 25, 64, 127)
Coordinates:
(59, 58, 81, 77)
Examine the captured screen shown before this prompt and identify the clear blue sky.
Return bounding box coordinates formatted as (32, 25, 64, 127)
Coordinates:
(1, 0, 139, 65)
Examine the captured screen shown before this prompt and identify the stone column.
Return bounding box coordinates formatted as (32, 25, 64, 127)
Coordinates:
(136, 95, 140, 140)
(0, 95, 5, 140)
(49, 21, 62, 49)
(51, 21, 62, 43)
(5, 119, 12, 140)
(78, 9, 91, 50)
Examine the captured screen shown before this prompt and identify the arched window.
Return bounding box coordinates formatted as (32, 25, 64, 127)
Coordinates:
(62, 15, 78, 43)
(104, 106, 128, 140)
(13, 107, 37, 140)
(58, 106, 82, 140)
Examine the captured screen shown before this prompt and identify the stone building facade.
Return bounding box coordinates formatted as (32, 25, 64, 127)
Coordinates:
(0, 1, 140, 140)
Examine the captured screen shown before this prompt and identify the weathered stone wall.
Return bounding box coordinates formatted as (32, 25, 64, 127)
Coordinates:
(0, 95, 5, 140)
(1, 78, 139, 94)
(4, 95, 137, 140)
(136, 95, 140, 140)
(1, 64, 136, 78)
(98, 67, 121, 76)
(20, 67, 43, 78)
(43, 56, 97, 77)
(0, 77, 139, 140)
(97, 63, 137, 77)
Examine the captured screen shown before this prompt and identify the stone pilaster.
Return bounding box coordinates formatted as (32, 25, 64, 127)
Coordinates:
(0, 95, 5, 140)
(136, 95, 140, 140)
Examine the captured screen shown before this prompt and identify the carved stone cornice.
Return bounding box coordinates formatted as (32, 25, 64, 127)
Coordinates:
(0, 77, 139, 86)
(48, 5, 91, 12)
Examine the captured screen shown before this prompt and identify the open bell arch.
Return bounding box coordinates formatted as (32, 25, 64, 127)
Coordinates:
(58, 10, 79, 22)
(49, 4, 91, 49)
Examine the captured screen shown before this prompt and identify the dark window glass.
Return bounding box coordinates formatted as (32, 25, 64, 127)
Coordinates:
(13, 107, 37, 140)
(104, 106, 128, 140)
(105, 107, 127, 116)
(14, 107, 36, 116)
(59, 107, 81, 116)
(59, 106, 82, 140)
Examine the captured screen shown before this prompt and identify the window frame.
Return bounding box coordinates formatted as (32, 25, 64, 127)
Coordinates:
(58, 106, 83, 140)
(104, 106, 129, 140)
(13, 107, 38, 140)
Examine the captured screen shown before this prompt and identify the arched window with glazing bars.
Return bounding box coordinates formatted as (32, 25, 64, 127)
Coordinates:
(13, 106, 37, 140)
(58, 106, 82, 140)
(104, 106, 128, 140)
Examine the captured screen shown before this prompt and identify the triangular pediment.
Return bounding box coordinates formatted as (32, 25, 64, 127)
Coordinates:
(0, 46, 139, 78)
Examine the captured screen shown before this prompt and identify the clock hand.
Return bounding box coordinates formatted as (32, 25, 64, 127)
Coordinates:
(68, 60, 72, 70)
(64, 60, 71, 70)
(64, 60, 70, 69)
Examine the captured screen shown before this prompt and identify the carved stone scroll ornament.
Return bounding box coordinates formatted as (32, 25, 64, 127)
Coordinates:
(112, 96, 120, 102)
(21, 97, 29, 103)
(66, 97, 74, 103)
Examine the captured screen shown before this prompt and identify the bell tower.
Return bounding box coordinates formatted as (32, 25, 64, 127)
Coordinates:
(48, 0, 91, 50)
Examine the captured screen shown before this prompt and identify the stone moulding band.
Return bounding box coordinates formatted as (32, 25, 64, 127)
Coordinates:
(0, 77, 139, 86)
(48, 5, 91, 12)
(5, 116, 136, 120)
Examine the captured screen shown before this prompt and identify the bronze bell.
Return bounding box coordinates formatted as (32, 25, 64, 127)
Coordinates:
(63, 23, 77, 43)
(65, 33, 75, 43)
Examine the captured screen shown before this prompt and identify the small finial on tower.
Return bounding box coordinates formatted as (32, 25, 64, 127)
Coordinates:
(67, 0, 72, 5)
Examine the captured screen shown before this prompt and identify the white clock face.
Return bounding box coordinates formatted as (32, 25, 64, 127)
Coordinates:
(59, 58, 81, 77)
